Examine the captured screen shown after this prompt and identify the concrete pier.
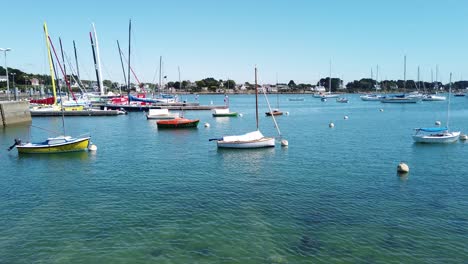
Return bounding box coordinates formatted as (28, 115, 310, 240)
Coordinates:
(0, 101, 32, 127)
(100, 103, 226, 112)
(30, 109, 125, 117)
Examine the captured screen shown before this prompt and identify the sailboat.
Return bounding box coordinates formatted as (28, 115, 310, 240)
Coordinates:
(9, 23, 91, 154)
(266, 79, 283, 116)
(321, 61, 339, 99)
(422, 66, 447, 101)
(361, 65, 384, 101)
(213, 95, 238, 117)
(413, 72, 460, 143)
(211, 67, 275, 148)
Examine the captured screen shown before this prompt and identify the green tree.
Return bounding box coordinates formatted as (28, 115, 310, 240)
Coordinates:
(195, 80, 206, 88)
(103, 79, 112, 88)
(222, 79, 236, 89)
(288, 80, 296, 88)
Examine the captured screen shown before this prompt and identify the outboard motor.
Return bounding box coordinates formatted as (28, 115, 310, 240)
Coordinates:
(7, 139, 21, 151)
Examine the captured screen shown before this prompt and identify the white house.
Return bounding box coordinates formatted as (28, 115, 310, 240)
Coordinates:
(31, 78, 40, 86)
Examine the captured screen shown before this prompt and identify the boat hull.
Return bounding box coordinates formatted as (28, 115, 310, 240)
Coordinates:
(360, 95, 383, 101)
(380, 98, 421, 103)
(17, 137, 90, 154)
(217, 137, 275, 148)
(413, 132, 460, 143)
(157, 119, 199, 128)
(212, 112, 238, 117)
(146, 114, 179, 120)
(422, 95, 446, 101)
(265, 111, 283, 116)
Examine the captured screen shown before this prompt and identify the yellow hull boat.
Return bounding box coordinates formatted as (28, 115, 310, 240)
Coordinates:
(16, 136, 90, 154)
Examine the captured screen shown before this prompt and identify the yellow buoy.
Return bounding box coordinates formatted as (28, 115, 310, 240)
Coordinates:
(397, 162, 409, 173)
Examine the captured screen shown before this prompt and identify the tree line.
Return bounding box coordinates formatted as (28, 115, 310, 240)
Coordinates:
(1, 67, 467, 93)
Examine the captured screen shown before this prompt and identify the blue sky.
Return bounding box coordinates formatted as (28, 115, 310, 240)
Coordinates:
(1, 0, 467, 85)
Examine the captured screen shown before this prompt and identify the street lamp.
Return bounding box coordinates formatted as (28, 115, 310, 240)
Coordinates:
(0, 48, 12, 100)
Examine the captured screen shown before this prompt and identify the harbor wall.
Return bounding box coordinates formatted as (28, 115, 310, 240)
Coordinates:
(0, 101, 32, 127)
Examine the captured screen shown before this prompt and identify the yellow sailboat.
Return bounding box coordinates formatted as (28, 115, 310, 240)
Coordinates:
(8, 23, 92, 154)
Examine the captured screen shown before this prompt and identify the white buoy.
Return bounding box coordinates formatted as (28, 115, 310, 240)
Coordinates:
(329, 122, 335, 128)
(88, 144, 97, 151)
(460, 134, 468, 140)
(435, 121, 441, 126)
(285, 112, 290, 116)
(281, 139, 289, 146)
(239, 113, 243, 117)
(204, 122, 210, 128)
(379, 109, 384, 112)
(344, 115, 349, 120)
(397, 162, 409, 173)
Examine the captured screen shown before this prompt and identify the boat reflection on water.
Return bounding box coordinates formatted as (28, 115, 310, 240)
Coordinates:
(217, 146, 276, 173)
(214, 116, 231, 124)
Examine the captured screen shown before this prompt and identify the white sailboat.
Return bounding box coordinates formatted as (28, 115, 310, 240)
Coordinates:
(321, 60, 339, 98)
(361, 65, 384, 101)
(413, 72, 460, 143)
(211, 67, 275, 148)
(381, 56, 421, 103)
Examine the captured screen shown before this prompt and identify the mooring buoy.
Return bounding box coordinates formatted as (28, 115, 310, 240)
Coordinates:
(397, 162, 409, 173)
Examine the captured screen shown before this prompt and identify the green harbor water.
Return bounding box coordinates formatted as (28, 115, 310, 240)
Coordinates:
(1, 94, 467, 263)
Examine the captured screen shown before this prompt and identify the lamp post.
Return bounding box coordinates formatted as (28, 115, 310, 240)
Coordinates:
(11, 72, 16, 87)
(10, 73, 16, 100)
(0, 48, 11, 100)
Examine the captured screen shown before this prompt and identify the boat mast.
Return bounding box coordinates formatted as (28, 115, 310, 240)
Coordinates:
(92, 23, 104, 96)
(89, 32, 101, 95)
(59, 37, 76, 101)
(403, 55, 406, 91)
(43, 23, 57, 105)
(159, 56, 162, 93)
(376, 65, 379, 92)
(255, 66, 259, 130)
(178, 66, 181, 90)
(73, 40, 80, 81)
(447, 72, 452, 130)
(127, 20, 131, 103)
(417, 66, 420, 91)
(276, 72, 279, 109)
(329, 60, 332, 94)
(117, 40, 127, 95)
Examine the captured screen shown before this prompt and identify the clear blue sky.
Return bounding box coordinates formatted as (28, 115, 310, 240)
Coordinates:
(1, 0, 467, 85)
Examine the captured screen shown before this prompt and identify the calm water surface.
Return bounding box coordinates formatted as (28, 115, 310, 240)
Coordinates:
(1, 94, 467, 263)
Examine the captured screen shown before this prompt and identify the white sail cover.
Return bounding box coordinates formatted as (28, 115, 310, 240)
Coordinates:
(213, 108, 230, 114)
(222, 130, 264, 142)
(148, 109, 169, 115)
